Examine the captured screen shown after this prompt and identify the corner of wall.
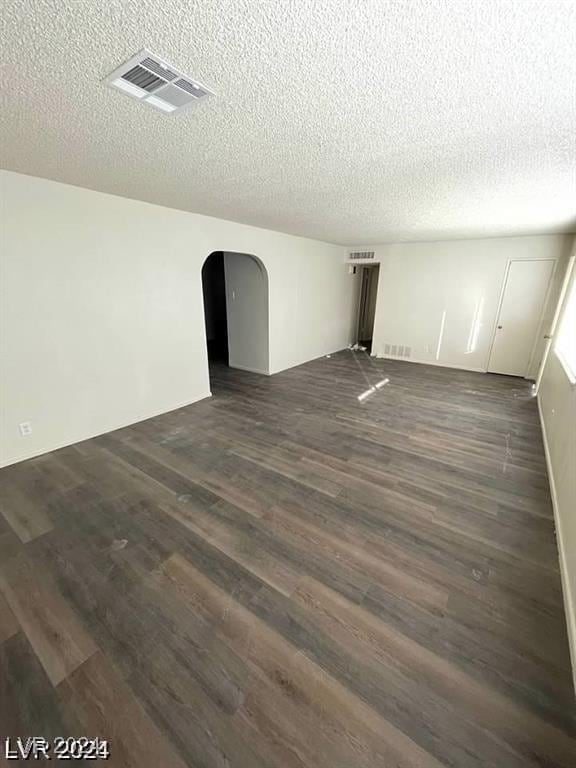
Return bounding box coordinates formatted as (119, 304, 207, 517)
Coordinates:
(0, 390, 213, 470)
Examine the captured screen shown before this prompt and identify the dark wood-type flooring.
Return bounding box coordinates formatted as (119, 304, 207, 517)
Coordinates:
(1, 352, 575, 767)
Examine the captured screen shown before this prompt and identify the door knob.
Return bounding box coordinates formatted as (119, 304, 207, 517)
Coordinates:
(497, 325, 503, 329)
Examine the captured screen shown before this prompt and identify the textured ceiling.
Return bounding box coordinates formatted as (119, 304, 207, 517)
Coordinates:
(1, 0, 575, 245)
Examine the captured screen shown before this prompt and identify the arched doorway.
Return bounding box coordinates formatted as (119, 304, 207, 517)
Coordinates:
(202, 251, 269, 380)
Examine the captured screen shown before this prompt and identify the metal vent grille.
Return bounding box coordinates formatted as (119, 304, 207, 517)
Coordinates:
(106, 48, 214, 114)
(383, 344, 412, 358)
(156, 84, 198, 108)
(122, 65, 165, 92)
(349, 251, 375, 260)
(175, 78, 209, 98)
(141, 57, 177, 81)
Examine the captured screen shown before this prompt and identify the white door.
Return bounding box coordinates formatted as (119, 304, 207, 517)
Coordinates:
(488, 259, 555, 377)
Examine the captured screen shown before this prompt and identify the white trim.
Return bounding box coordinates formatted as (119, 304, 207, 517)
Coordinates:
(536, 252, 576, 392)
(228, 363, 271, 376)
(525, 260, 558, 378)
(373, 353, 485, 373)
(537, 395, 576, 694)
(268, 343, 358, 376)
(0, 391, 212, 469)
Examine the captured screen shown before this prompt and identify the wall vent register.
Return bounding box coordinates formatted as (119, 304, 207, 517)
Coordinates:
(105, 49, 214, 114)
(383, 343, 412, 358)
(349, 251, 375, 260)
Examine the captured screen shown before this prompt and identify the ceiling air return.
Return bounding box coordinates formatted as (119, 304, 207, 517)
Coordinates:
(105, 49, 214, 114)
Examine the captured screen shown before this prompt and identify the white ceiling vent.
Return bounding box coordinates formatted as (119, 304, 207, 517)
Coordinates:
(105, 49, 214, 114)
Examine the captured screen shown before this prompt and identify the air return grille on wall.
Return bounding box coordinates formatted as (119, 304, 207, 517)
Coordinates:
(383, 344, 412, 358)
(105, 49, 214, 114)
(349, 251, 375, 260)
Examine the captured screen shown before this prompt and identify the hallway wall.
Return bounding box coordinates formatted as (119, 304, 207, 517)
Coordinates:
(0, 171, 357, 467)
(224, 253, 269, 374)
(537, 240, 576, 689)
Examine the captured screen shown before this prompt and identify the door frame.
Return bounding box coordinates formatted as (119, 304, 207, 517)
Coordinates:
(535, 252, 575, 392)
(487, 258, 556, 378)
(354, 264, 380, 345)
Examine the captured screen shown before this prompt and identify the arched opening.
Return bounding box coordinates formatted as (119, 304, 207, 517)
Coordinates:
(202, 251, 269, 384)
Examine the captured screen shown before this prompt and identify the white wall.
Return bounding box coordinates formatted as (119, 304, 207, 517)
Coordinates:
(0, 170, 356, 467)
(349, 235, 572, 375)
(537, 242, 576, 690)
(224, 252, 269, 374)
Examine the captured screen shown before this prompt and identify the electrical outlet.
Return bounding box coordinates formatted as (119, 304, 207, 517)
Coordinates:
(19, 421, 32, 437)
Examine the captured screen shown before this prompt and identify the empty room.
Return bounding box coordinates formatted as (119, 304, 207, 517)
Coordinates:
(1, 1, 575, 766)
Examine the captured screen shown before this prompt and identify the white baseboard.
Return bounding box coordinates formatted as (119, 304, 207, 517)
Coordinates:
(229, 363, 270, 375)
(268, 342, 356, 376)
(0, 391, 212, 469)
(537, 395, 576, 695)
(373, 353, 485, 374)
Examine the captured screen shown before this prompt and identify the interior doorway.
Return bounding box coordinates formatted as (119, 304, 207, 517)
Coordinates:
(201, 251, 270, 378)
(355, 264, 380, 353)
(202, 252, 229, 364)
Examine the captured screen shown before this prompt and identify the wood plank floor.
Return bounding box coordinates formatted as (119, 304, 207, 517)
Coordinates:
(1, 351, 575, 767)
